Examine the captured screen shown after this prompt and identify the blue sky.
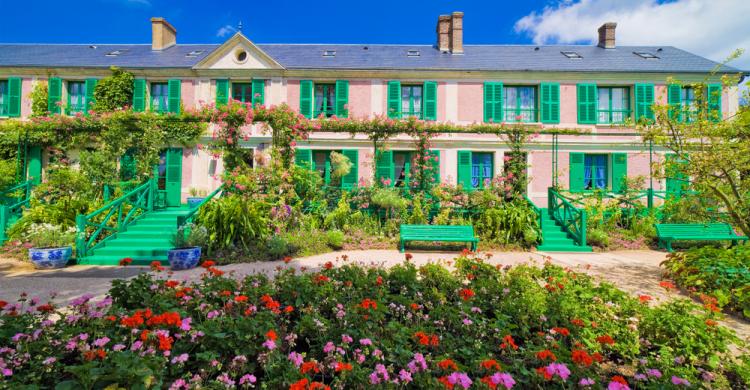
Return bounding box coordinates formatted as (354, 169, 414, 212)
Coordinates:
(1, 0, 748, 71)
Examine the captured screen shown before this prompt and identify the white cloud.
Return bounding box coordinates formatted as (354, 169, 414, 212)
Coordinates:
(515, 0, 750, 70)
(216, 25, 237, 38)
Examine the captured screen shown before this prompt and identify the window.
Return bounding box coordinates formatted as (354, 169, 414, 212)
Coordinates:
(0, 80, 8, 116)
(232, 83, 254, 103)
(561, 51, 582, 59)
(314, 84, 336, 118)
(634, 51, 659, 59)
(597, 87, 630, 124)
(151, 83, 169, 113)
(401, 85, 422, 118)
(312, 150, 341, 187)
(679, 87, 697, 123)
(503, 86, 537, 122)
(584, 154, 608, 190)
(393, 151, 413, 188)
(67, 81, 86, 114)
(471, 153, 494, 189)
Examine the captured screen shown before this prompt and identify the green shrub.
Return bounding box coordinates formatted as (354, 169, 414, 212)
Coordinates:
(474, 200, 539, 246)
(266, 235, 290, 258)
(325, 229, 345, 249)
(92, 67, 134, 112)
(197, 195, 270, 253)
(21, 223, 76, 249)
(29, 81, 48, 117)
(170, 223, 209, 249)
(0, 159, 17, 190)
(587, 228, 611, 248)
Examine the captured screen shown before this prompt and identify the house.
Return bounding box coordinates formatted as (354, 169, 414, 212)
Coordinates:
(0, 13, 743, 207)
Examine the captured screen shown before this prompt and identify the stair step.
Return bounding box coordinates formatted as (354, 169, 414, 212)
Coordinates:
(77, 255, 168, 266)
(105, 239, 173, 248)
(90, 247, 170, 257)
(537, 244, 593, 252)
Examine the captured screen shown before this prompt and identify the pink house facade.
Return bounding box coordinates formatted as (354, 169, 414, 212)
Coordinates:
(0, 13, 744, 206)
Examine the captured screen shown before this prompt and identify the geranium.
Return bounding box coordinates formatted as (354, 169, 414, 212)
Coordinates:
(300, 361, 320, 375)
(438, 359, 459, 371)
(491, 372, 515, 389)
(659, 280, 676, 290)
(596, 334, 615, 345)
(119, 257, 133, 266)
(608, 376, 630, 390)
(500, 335, 518, 350)
(571, 349, 594, 366)
(671, 376, 690, 386)
(150, 261, 165, 272)
(536, 349, 557, 361)
(359, 298, 377, 310)
(459, 288, 475, 301)
(480, 359, 501, 371)
(544, 363, 570, 381)
(334, 361, 352, 372)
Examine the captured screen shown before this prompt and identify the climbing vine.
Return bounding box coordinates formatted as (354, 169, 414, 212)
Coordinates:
(92, 67, 134, 112)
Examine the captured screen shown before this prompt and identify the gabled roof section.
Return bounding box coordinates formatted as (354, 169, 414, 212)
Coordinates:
(193, 32, 284, 70)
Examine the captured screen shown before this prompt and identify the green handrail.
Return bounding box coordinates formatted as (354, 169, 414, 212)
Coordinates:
(548, 187, 587, 247)
(0, 180, 33, 243)
(524, 194, 544, 233)
(177, 185, 223, 228)
(75, 178, 155, 258)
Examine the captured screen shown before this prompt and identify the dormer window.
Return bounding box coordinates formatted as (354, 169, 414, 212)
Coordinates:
(322, 50, 336, 57)
(634, 51, 659, 59)
(561, 51, 583, 59)
(407, 50, 420, 57)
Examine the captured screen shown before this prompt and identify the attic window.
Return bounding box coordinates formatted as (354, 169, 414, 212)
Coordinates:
(322, 50, 336, 57)
(186, 50, 204, 57)
(634, 51, 659, 59)
(407, 50, 420, 57)
(561, 51, 583, 59)
(105, 49, 128, 57)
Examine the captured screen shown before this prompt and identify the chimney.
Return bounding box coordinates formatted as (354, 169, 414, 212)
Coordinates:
(151, 17, 176, 51)
(449, 12, 464, 55)
(436, 15, 451, 52)
(597, 22, 617, 49)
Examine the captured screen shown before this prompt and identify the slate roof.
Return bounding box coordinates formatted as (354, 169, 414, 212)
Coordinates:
(0, 42, 742, 73)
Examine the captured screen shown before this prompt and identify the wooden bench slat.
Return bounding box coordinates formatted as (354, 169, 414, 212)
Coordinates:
(399, 224, 479, 253)
(655, 223, 747, 252)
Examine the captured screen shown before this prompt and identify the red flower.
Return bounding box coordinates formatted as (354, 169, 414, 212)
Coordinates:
(481, 376, 498, 389)
(438, 376, 454, 389)
(201, 260, 216, 268)
(570, 318, 585, 327)
(405, 253, 413, 261)
(150, 261, 165, 272)
(283, 256, 292, 263)
(572, 349, 594, 366)
(234, 295, 248, 303)
(359, 298, 377, 310)
(284, 305, 294, 313)
(536, 349, 557, 361)
(552, 327, 570, 336)
(334, 361, 353, 372)
(314, 274, 330, 284)
(536, 366, 553, 380)
(324, 261, 334, 270)
(146, 312, 181, 327)
(480, 359, 501, 370)
(164, 280, 180, 288)
(459, 288, 475, 301)
(611, 376, 628, 385)
(157, 333, 174, 350)
(266, 329, 278, 341)
(438, 358, 458, 371)
(0, 300, 7, 309)
(706, 319, 718, 327)
(119, 257, 133, 266)
(639, 294, 652, 303)
(596, 334, 615, 346)
(36, 303, 54, 313)
(376, 276, 383, 286)
(300, 361, 320, 374)
(500, 334, 518, 350)
(659, 280, 676, 290)
(414, 331, 430, 346)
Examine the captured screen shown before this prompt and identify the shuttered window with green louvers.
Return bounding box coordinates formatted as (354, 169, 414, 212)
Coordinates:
(576, 83, 597, 124)
(540, 82, 560, 124)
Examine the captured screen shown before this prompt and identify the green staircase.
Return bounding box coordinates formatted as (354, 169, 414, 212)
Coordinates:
(78, 207, 191, 266)
(536, 208, 592, 252)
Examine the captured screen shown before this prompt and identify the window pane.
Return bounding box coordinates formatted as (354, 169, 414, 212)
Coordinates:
(610, 88, 624, 110)
(401, 87, 411, 114)
(503, 87, 517, 109)
(314, 85, 325, 113)
(313, 152, 327, 178)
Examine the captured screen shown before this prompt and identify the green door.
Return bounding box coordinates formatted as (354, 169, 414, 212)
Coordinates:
(158, 148, 183, 207)
(26, 146, 42, 185)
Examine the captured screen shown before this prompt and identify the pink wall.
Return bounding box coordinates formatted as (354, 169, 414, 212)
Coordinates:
(458, 82, 483, 122)
(560, 84, 578, 124)
(349, 80, 371, 118)
(181, 80, 195, 110)
(530, 151, 555, 193)
(358, 149, 374, 186)
(437, 82, 446, 122)
(21, 78, 34, 117)
(181, 147, 194, 201)
(287, 80, 300, 113)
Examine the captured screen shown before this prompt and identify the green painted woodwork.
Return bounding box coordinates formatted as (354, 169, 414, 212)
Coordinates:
(66, 81, 86, 115)
(168, 79, 181, 114)
(655, 223, 748, 252)
(457, 150, 473, 189)
(540, 82, 560, 124)
(133, 79, 146, 112)
(576, 83, 597, 124)
(610, 153, 628, 193)
(165, 148, 183, 207)
(47, 77, 62, 115)
(26, 146, 42, 185)
(7, 77, 21, 118)
(119, 149, 137, 181)
(423, 81, 437, 120)
(215, 79, 229, 106)
(300, 80, 314, 118)
(335, 80, 349, 118)
(535, 207, 593, 252)
(313, 83, 336, 118)
(483, 82, 503, 123)
(667, 84, 681, 120)
(596, 86, 630, 124)
(568, 153, 585, 191)
(294, 148, 313, 168)
(503, 86, 537, 122)
(376, 150, 394, 185)
(634, 83, 654, 122)
(252, 79, 265, 106)
(387, 80, 401, 119)
(341, 149, 358, 189)
(547, 188, 590, 250)
(707, 83, 722, 121)
(85, 78, 98, 113)
(399, 224, 478, 252)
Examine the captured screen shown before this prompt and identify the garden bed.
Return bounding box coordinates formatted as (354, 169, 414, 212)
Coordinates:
(1, 254, 748, 388)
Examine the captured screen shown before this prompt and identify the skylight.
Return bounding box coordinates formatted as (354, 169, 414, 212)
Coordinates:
(634, 51, 659, 59)
(322, 50, 336, 57)
(561, 51, 583, 59)
(186, 50, 204, 58)
(407, 49, 420, 57)
(105, 49, 129, 57)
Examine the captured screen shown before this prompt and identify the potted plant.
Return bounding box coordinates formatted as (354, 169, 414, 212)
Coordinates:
(26, 223, 76, 269)
(187, 188, 208, 208)
(168, 223, 208, 270)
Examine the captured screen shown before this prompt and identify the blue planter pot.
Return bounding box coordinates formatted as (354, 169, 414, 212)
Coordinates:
(168, 247, 201, 270)
(29, 246, 73, 269)
(187, 197, 205, 208)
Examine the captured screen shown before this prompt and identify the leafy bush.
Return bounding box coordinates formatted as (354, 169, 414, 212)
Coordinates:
(0, 159, 16, 190)
(29, 81, 48, 117)
(170, 223, 209, 249)
(197, 195, 270, 253)
(325, 229, 345, 249)
(0, 256, 744, 388)
(474, 200, 539, 246)
(329, 151, 351, 180)
(92, 67, 134, 112)
(20, 223, 76, 248)
(266, 235, 291, 258)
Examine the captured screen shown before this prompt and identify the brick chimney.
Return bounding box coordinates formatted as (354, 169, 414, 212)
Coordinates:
(151, 17, 176, 51)
(597, 22, 617, 49)
(449, 12, 464, 55)
(436, 15, 451, 52)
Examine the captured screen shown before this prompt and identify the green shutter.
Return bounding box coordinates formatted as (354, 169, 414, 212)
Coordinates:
(610, 153, 628, 193)
(119, 149, 137, 181)
(665, 154, 688, 195)
(667, 84, 681, 120)
(341, 149, 359, 189)
(47, 77, 62, 115)
(483, 82, 503, 123)
(387, 81, 401, 119)
(215, 79, 229, 107)
(423, 81, 437, 120)
(133, 79, 146, 112)
(26, 146, 42, 185)
(294, 148, 312, 169)
(540, 82, 560, 124)
(7, 77, 21, 118)
(167, 79, 181, 114)
(165, 148, 183, 206)
(252, 79, 265, 106)
(707, 83, 722, 122)
(376, 150, 394, 186)
(334, 80, 349, 118)
(429, 150, 440, 185)
(84, 78, 98, 113)
(299, 80, 314, 119)
(634, 83, 654, 122)
(569, 153, 585, 191)
(576, 84, 596, 124)
(457, 150, 473, 189)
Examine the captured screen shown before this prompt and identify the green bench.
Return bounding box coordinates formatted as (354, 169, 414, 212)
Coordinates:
(655, 223, 748, 252)
(399, 224, 479, 253)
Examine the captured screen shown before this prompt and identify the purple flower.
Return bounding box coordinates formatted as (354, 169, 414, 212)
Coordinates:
(491, 372, 516, 389)
(262, 339, 276, 350)
(323, 341, 335, 353)
(579, 378, 595, 386)
(216, 372, 235, 386)
(399, 369, 413, 383)
(447, 372, 473, 389)
(545, 363, 571, 381)
(180, 317, 192, 331)
(207, 310, 220, 319)
(113, 344, 126, 351)
(239, 374, 257, 385)
(288, 351, 304, 367)
(607, 382, 630, 390)
(359, 338, 372, 346)
(671, 376, 690, 386)
(42, 357, 57, 365)
(646, 369, 662, 378)
(171, 353, 189, 364)
(2, 368, 12, 377)
(93, 337, 110, 347)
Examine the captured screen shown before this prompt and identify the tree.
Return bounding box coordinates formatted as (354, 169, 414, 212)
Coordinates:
(640, 64, 750, 236)
(92, 67, 134, 112)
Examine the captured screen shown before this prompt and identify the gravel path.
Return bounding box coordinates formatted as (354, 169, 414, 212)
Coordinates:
(2, 249, 748, 347)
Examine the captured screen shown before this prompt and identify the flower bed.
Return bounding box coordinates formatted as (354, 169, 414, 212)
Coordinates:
(662, 246, 750, 319)
(1, 255, 748, 388)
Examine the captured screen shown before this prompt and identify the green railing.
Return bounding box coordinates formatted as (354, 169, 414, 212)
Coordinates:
(76, 178, 156, 258)
(177, 185, 223, 228)
(0, 181, 33, 243)
(548, 187, 587, 247)
(524, 194, 544, 233)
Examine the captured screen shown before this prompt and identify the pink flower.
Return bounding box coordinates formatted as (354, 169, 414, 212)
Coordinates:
(262, 339, 276, 350)
(448, 372, 473, 389)
(545, 363, 571, 381)
(288, 351, 304, 367)
(323, 341, 335, 353)
(671, 376, 690, 386)
(491, 372, 516, 389)
(239, 374, 257, 385)
(359, 338, 372, 346)
(607, 382, 630, 390)
(398, 369, 412, 383)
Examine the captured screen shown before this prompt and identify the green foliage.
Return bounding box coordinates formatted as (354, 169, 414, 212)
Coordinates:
(79, 149, 118, 188)
(92, 67, 134, 112)
(197, 195, 270, 253)
(0, 159, 17, 189)
(325, 229, 345, 249)
(328, 151, 351, 180)
(266, 235, 290, 258)
(19, 223, 76, 249)
(474, 200, 539, 246)
(171, 223, 209, 249)
(370, 188, 407, 214)
(29, 81, 48, 117)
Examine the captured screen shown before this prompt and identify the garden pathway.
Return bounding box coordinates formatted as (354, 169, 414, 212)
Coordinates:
(1, 249, 748, 346)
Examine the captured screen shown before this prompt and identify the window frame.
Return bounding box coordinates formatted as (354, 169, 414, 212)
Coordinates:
(401, 85, 423, 119)
(583, 154, 609, 191)
(312, 149, 343, 187)
(150, 82, 169, 113)
(0, 80, 8, 117)
(503, 85, 538, 123)
(67, 81, 87, 115)
(470, 152, 494, 189)
(679, 86, 698, 123)
(392, 151, 414, 188)
(596, 86, 631, 124)
(313, 83, 337, 118)
(231, 82, 254, 104)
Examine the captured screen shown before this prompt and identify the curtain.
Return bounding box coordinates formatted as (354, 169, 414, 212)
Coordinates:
(594, 155, 607, 189)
